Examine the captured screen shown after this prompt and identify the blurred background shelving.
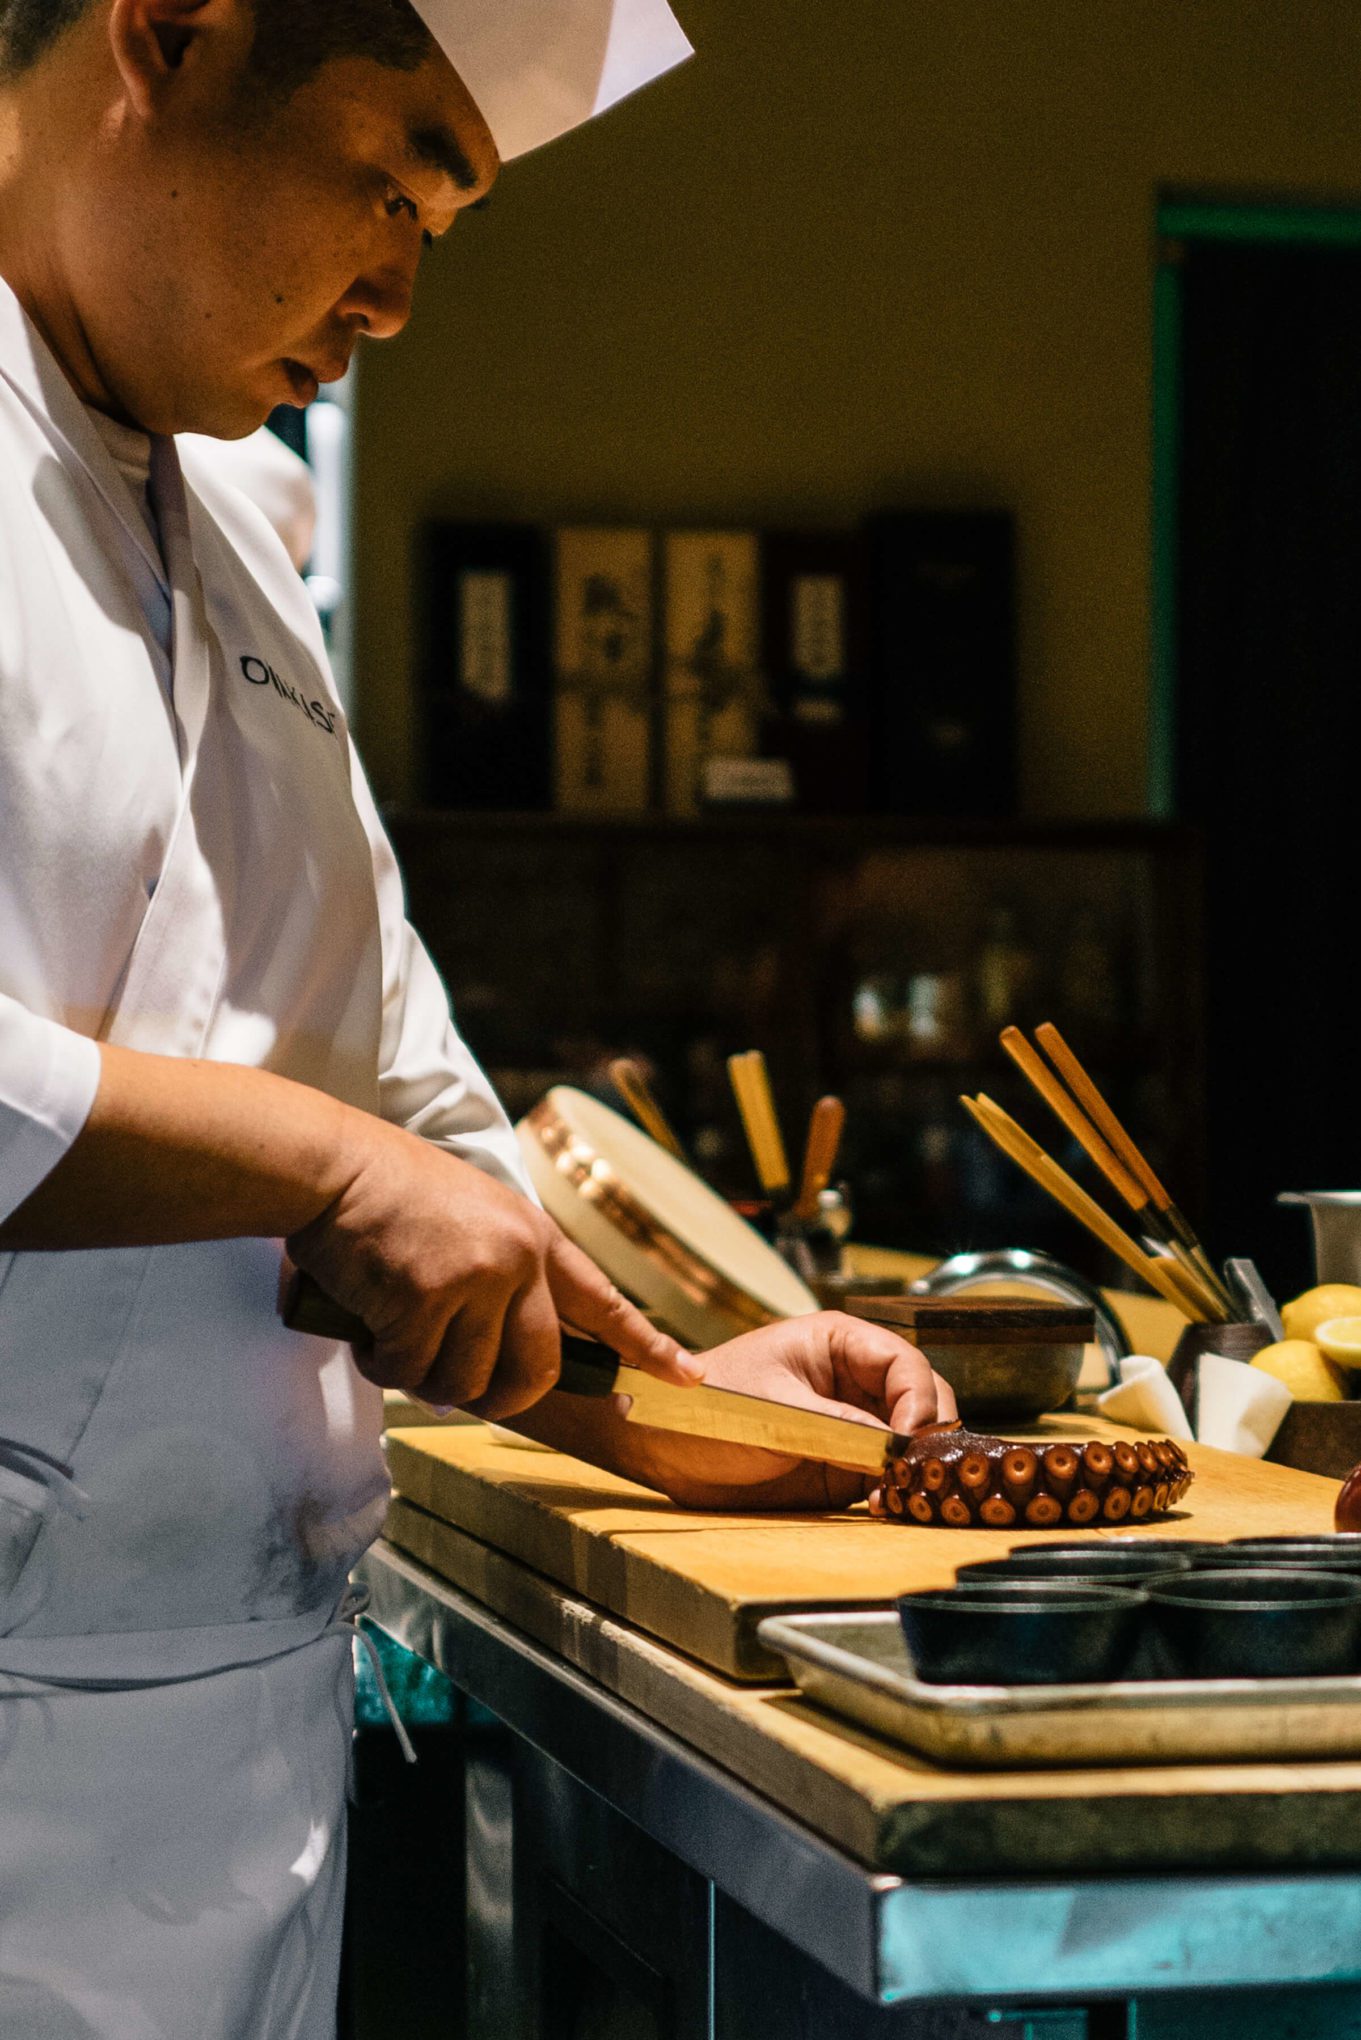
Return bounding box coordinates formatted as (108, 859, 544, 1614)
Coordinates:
(387, 810, 1203, 1283)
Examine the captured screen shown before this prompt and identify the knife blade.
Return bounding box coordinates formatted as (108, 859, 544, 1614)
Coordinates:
(558, 1336, 897, 1475)
(283, 1271, 896, 1475)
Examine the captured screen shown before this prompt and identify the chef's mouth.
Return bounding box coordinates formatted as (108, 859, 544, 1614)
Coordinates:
(282, 359, 320, 405)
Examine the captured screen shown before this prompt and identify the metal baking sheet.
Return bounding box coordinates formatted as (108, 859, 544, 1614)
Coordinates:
(757, 1611, 1361, 1770)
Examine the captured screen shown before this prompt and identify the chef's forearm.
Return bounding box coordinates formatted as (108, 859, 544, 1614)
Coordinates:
(504, 1393, 666, 1494)
(0, 1041, 364, 1249)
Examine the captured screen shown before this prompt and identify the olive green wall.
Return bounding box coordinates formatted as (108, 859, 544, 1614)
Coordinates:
(351, 0, 1361, 816)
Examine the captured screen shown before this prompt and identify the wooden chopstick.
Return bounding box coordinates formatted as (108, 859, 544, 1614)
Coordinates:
(1034, 1023, 1172, 1203)
(962, 1094, 1220, 1321)
(1000, 1026, 1148, 1211)
(609, 1058, 686, 1163)
(1001, 1025, 1235, 1318)
(965, 1092, 1206, 1319)
(1035, 1021, 1208, 1241)
(1032, 1022, 1235, 1317)
(792, 1095, 847, 1225)
(1162, 1242, 1228, 1321)
(1152, 1245, 1225, 1322)
(727, 1051, 792, 1198)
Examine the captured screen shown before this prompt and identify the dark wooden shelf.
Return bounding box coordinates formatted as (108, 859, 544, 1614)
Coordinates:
(383, 806, 1198, 853)
(385, 808, 1206, 1280)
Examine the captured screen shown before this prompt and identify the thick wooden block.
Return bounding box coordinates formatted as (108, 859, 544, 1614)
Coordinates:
(385, 1415, 1338, 1682)
(377, 1511, 1361, 1880)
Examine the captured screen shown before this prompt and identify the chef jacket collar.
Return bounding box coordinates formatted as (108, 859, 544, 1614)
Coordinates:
(409, 0, 692, 163)
(0, 275, 172, 601)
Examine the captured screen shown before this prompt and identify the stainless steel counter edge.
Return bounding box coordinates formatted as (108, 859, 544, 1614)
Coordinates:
(357, 1541, 1361, 2006)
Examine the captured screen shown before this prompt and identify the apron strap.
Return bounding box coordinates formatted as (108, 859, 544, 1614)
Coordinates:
(1, 1437, 94, 1635)
(0, 1437, 91, 1519)
(325, 1584, 416, 1766)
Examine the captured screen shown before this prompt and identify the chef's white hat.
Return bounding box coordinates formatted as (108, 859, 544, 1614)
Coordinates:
(409, 0, 693, 163)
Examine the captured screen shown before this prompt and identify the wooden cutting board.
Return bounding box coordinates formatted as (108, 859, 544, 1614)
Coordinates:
(369, 1525, 1361, 1876)
(384, 1414, 1339, 1681)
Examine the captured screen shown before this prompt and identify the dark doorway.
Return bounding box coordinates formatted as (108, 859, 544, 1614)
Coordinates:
(1157, 206, 1361, 1294)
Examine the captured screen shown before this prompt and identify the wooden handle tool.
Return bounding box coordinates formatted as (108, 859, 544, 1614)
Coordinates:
(792, 1095, 847, 1225)
(283, 1269, 368, 1344)
(727, 1050, 792, 1199)
(961, 1094, 1220, 1320)
(1149, 1245, 1225, 1323)
(1000, 1025, 1232, 1319)
(999, 1026, 1147, 1210)
(609, 1057, 687, 1163)
(1033, 1021, 1233, 1314)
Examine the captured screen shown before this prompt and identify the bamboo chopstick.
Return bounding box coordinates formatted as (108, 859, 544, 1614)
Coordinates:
(727, 1051, 792, 1198)
(1000, 1025, 1235, 1318)
(999, 1026, 1147, 1210)
(1161, 1241, 1228, 1321)
(1152, 1245, 1224, 1322)
(1035, 1022, 1176, 1208)
(962, 1093, 1221, 1321)
(609, 1058, 687, 1164)
(1033, 1022, 1234, 1314)
(792, 1095, 847, 1225)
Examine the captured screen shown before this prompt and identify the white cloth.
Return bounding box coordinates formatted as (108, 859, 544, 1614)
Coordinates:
(1096, 1354, 1195, 1442)
(0, 273, 531, 2035)
(1193, 1351, 1293, 1458)
(0, 1633, 354, 2040)
(413, 0, 692, 162)
(1095, 1350, 1292, 1458)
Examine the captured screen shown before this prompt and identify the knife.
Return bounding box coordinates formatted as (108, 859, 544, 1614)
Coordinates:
(282, 1271, 898, 1475)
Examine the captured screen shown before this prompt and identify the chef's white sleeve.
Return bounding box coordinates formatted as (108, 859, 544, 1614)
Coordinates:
(349, 747, 537, 1202)
(0, 995, 102, 1225)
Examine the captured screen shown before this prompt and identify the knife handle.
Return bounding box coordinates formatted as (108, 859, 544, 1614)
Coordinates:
(281, 1269, 364, 1342)
(281, 1270, 620, 1399)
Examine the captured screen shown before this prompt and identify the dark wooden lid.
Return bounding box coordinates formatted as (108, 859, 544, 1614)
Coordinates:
(841, 1293, 1095, 1343)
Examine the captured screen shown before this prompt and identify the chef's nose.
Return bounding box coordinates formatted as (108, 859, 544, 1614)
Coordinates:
(336, 258, 418, 343)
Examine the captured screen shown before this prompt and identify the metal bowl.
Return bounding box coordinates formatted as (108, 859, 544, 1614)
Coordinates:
(909, 1249, 1130, 1387)
(916, 1337, 1087, 1422)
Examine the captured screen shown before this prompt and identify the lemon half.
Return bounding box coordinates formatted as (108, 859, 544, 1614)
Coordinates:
(1316, 1317, 1361, 1370)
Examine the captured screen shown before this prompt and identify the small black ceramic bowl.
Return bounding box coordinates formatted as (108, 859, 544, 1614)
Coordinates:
(1010, 1538, 1231, 1568)
(1012, 1537, 1222, 1554)
(1222, 1539, 1361, 1575)
(1145, 1568, 1361, 1680)
(954, 1547, 1195, 1589)
(896, 1581, 1146, 1686)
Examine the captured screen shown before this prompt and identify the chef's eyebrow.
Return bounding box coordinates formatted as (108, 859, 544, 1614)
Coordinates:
(405, 123, 482, 193)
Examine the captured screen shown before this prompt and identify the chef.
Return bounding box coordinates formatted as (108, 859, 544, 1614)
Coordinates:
(0, 1, 954, 2032)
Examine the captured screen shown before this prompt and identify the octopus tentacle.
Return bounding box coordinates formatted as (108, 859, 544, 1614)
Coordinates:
(875, 1422, 1193, 1527)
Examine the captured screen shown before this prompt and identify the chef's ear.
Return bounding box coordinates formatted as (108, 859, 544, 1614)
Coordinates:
(107, 0, 247, 120)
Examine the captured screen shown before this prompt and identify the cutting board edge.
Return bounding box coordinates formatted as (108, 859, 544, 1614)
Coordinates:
(376, 1508, 1361, 1881)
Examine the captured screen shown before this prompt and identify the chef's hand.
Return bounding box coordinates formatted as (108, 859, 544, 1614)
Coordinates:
(286, 1127, 702, 1419)
(511, 1311, 957, 1512)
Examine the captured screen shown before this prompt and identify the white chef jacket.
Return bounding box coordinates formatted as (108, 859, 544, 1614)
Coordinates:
(0, 273, 531, 2036)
